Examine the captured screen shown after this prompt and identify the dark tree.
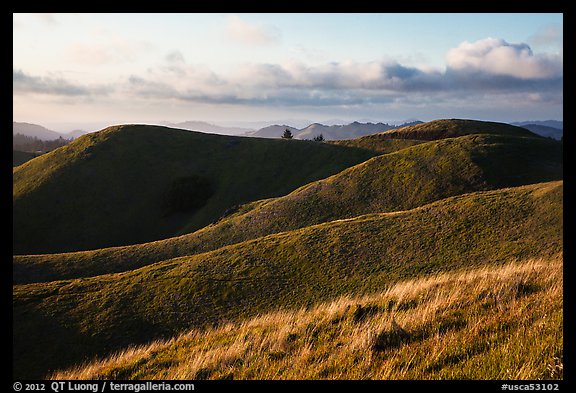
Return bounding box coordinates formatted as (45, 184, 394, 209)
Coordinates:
(13, 133, 72, 153)
(313, 134, 324, 142)
(281, 129, 294, 139)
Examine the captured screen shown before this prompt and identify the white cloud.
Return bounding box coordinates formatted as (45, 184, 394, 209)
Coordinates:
(225, 14, 281, 46)
(446, 37, 562, 79)
(14, 36, 562, 114)
(227, 59, 439, 92)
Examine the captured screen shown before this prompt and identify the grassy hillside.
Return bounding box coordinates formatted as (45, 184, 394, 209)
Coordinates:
(13, 181, 563, 379)
(52, 257, 562, 380)
(380, 119, 539, 140)
(13, 125, 376, 254)
(14, 134, 562, 284)
(328, 136, 425, 154)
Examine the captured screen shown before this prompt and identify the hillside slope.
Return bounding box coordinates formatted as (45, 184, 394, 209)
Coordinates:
(13, 180, 563, 379)
(380, 119, 538, 140)
(328, 136, 425, 154)
(53, 257, 562, 380)
(13, 125, 376, 254)
(14, 133, 562, 284)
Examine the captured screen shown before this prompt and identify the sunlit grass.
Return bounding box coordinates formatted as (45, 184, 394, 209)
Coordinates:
(52, 257, 562, 380)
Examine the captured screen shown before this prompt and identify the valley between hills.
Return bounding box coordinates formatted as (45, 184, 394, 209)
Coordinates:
(12, 119, 563, 380)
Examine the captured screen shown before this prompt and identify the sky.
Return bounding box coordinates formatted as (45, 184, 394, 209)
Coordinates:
(13, 13, 563, 132)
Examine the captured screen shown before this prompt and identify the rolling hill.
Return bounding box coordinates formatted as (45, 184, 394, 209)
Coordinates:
(379, 119, 537, 140)
(13, 124, 376, 254)
(13, 180, 563, 379)
(14, 131, 562, 284)
(328, 135, 425, 154)
(53, 256, 562, 380)
(12, 118, 564, 381)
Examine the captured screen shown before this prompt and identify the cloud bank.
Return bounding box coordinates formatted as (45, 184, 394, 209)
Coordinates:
(14, 38, 562, 110)
(446, 37, 562, 79)
(13, 69, 110, 96)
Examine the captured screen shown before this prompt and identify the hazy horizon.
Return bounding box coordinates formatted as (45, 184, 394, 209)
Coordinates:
(13, 115, 563, 135)
(11, 117, 430, 134)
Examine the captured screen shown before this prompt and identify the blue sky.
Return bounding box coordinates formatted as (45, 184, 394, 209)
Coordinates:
(13, 13, 563, 131)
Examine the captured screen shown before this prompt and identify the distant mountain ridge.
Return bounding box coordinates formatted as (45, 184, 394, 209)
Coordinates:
(13, 122, 87, 140)
(248, 124, 300, 138)
(510, 120, 562, 140)
(248, 120, 424, 140)
(520, 125, 562, 140)
(511, 120, 563, 130)
(13, 122, 63, 140)
(162, 120, 254, 136)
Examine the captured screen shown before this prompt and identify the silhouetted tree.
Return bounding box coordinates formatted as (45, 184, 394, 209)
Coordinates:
(313, 134, 324, 142)
(281, 129, 293, 139)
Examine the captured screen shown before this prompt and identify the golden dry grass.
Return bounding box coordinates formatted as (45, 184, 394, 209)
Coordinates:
(53, 256, 563, 380)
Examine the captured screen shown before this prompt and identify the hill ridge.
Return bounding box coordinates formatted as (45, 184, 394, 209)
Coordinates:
(13, 132, 562, 284)
(13, 124, 376, 254)
(379, 118, 539, 140)
(12, 118, 564, 381)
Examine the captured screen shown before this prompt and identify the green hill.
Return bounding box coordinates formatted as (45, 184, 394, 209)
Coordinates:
(14, 133, 562, 284)
(13, 125, 376, 254)
(52, 257, 562, 380)
(13, 180, 563, 379)
(328, 136, 425, 154)
(379, 119, 539, 140)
